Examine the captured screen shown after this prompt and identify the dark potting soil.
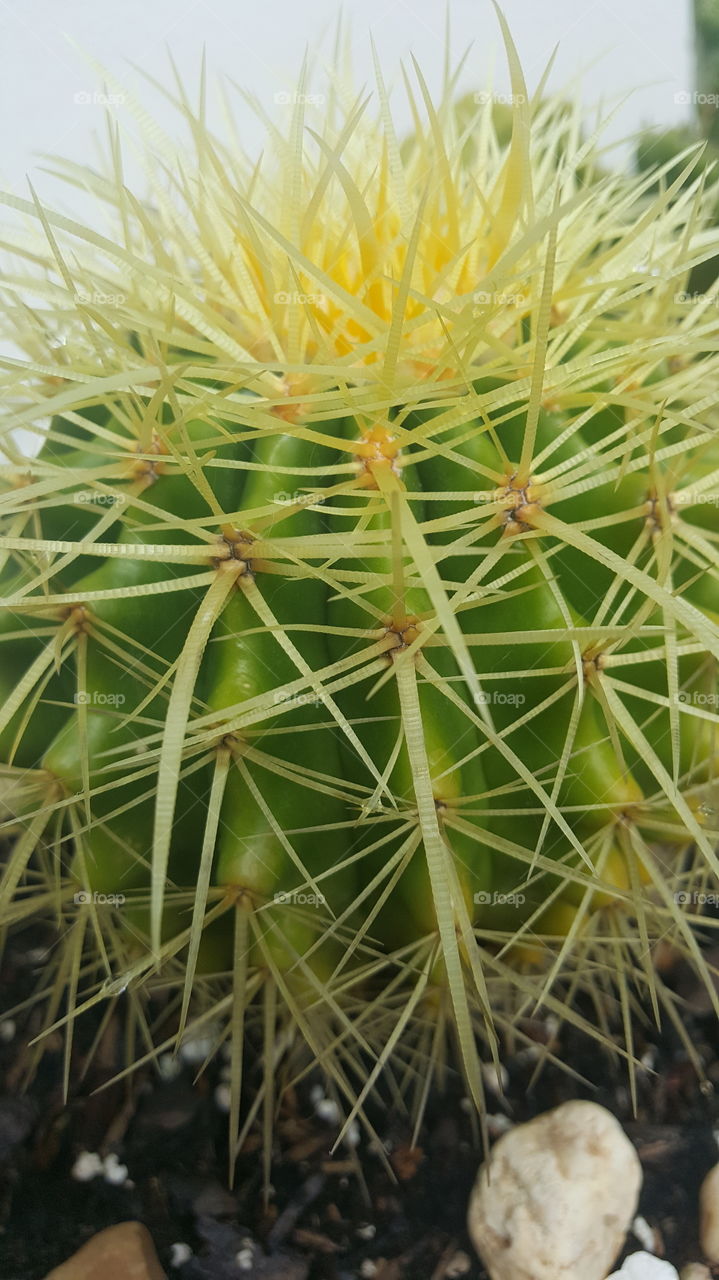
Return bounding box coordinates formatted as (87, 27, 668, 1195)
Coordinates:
(2, 925, 719, 1280)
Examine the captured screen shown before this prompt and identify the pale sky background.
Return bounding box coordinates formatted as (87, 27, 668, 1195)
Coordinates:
(0, 0, 698, 215)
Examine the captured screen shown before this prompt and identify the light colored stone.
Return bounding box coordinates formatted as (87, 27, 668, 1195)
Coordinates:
(102, 1152, 129, 1185)
(43, 1222, 166, 1280)
(70, 1151, 103, 1182)
(608, 1253, 678, 1278)
(467, 1099, 642, 1280)
(679, 1264, 712, 1280)
(631, 1215, 657, 1253)
(168, 1243, 192, 1268)
(700, 1162, 719, 1262)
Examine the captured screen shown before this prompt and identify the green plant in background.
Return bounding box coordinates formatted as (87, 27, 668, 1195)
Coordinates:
(1, 12, 718, 1167)
(636, 0, 719, 293)
(696, 0, 719, 143)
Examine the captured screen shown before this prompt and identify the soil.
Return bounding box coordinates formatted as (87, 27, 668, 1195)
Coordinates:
(3, 925, 719, 1280)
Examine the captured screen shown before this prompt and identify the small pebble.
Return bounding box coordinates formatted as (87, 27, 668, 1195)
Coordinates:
(344, 1120, 360, 1147)
(356, 1224, 376, 1241)
(700, 1163, 719, 1262)
(0, 1019, 16, 1043)
(632, 1216, 657, 1253)
(359, 1263, 377, 1279)
(680, 1265, 712, 1280)
(515, 1045, 541, 1064)
(468, 1100, 641, 1280)
(42, 1221, 165, 1280)
(103, 1152, 129, 1186)
(445, 1251, 472, 1277)
(607, 1253, 678, 1278)
(487, 1113, 514, 1138)
(235, 1247, 254, 1271)
(179, 1032, 215, 1066)
(71, 1151, 103, 1182)
(157, 1053, 183, 1082)
(481, 1061, 509, 1095)
(315, 1097, 341, 1125)
(169, 1242, 192, 1267)
(214, 1083, 231, 1113)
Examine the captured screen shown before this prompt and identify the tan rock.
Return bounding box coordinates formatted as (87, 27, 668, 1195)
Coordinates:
(43, 1222, 166, 1280)
(679, 1264, 712, 1280)
(699, 1162, 719, 1263)
(467, 1099, 642, 1280)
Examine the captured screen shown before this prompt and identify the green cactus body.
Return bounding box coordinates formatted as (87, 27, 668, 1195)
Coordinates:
(2, 29, 719, 1149)
(326, 426, 493, 948)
